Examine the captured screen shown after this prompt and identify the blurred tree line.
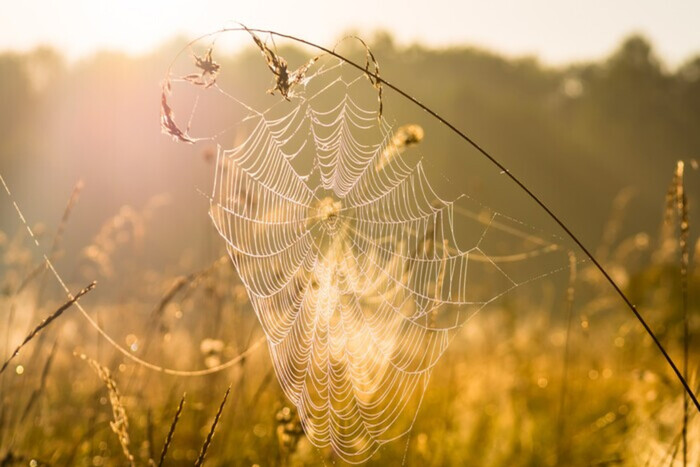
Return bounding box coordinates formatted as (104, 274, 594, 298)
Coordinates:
(0, 33, 698, 273)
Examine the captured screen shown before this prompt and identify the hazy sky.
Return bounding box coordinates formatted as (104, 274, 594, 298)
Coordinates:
(2, 0, 699, 67)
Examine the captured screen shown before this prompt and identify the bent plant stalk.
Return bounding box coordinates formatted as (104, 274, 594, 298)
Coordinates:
(171, 27, 700, 412)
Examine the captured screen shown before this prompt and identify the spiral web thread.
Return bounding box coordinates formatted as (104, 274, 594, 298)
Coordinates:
(199, 55, 565, 462)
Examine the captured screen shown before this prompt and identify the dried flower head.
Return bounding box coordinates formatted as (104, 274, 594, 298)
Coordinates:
(243, 25, 318, 100)
(375, 124, 424, 172)
(79, 354, 135, 466)
(183, 47, 220, 88)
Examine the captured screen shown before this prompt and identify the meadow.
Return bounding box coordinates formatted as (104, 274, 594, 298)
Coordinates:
(0, 31, 698, 466)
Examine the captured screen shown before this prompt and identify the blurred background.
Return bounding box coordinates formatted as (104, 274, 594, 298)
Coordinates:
(0, 1, 699, 465)
(1, 0, 699, 265)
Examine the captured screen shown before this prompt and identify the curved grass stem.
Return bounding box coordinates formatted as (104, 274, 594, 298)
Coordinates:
(172, 26, 700, 412)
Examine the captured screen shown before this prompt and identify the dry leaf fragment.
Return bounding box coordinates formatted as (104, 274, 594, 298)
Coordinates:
(183, 47, 220, 88)
(160, 80, 195, 144)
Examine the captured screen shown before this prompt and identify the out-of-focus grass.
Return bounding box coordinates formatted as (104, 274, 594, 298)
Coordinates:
(0, 186, 697, 466)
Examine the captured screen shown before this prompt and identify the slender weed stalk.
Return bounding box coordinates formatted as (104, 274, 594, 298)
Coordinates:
(20, 339, 59, 422)
(556, 251, 577, 463)
(669, 161, 690, 466)
(195, 385, 231, 467)
(0, 282, 96, 375)
(157, 393, 186, 467)
(1, 172, 265, 376)
(15, 180, 83, 296)
(146, 408, 154, 461)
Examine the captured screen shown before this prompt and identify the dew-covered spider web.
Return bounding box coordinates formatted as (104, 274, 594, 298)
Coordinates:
(163, 31, 571, 463)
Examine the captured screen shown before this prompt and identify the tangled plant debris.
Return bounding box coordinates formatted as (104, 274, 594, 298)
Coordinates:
(183, 47, 221, 88)
(243, 25, 319, 100)
(160, 80, 195, 144)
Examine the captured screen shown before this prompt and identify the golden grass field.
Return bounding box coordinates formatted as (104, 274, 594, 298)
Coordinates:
(1, 31, 699, 466)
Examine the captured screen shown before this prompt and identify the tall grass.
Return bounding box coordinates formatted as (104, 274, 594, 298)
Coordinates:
(0, 31, 697, 465)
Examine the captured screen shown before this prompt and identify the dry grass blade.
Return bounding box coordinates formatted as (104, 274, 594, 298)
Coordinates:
(243, 24, 319, 100)
(50, 179, 84, 258)
(0, 451, 50, 466)
(151, 256, 226, 321)
(669, 160, 690, 466)
(160, 80, 195, 144)
(0, 281, 96, 375)
(356, 37, 383, 119)
(596, 187, 635, 262)
(15, 181, 84, 295)
(336, 36, 383, 119)
(556, 251, 577, 463)
(20, 339, 58, 422)
(146, 408, 155, 462)
(151, 275, 190, 320)
(157, 393, 186, 467)
(79, 354, 135, 466)
(248, 368, 274, 409)
(194, 385, 231, 467)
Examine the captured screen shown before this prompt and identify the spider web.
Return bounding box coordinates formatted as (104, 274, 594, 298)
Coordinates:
(167, 40, 569, 463)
